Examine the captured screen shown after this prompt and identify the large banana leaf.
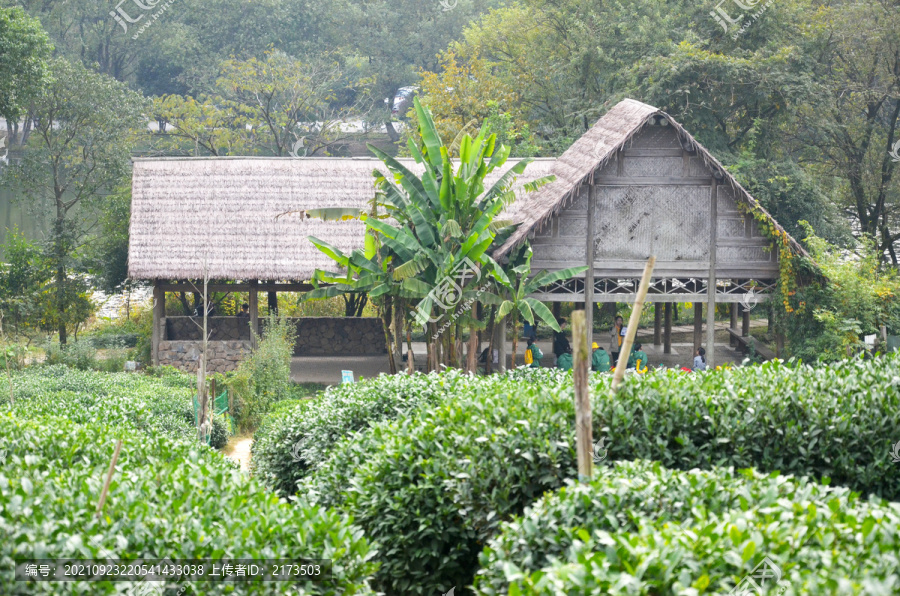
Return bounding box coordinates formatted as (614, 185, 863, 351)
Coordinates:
(525, 266, 589, 293)
(523, 297, 561, 332)
(414, 97, 444, 172)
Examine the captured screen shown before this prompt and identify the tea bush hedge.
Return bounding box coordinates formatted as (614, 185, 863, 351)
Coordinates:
(251, 370, 567, 496)
(304, 378, 577, 595)
(0, 413, 378, 595)
(7, 365, 198, 440)
(302, 355, 900, 594)
(475, 460, 900, 594)
(477, 461, 900, 594)
(589, 354, 900, 500)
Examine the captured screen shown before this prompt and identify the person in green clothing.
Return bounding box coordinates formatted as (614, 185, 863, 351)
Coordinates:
(628, 342, 649, 371)
(591, 342, 611, 372)
(526, 337, 543, 368)
(556, 347, 573, 371)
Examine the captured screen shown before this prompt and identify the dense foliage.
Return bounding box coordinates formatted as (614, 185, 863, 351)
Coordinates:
(251, 370, 514, 496)
(292, 355, 900, 594)
(225, 316, 297, 432)
(476, 461, 900, 594)
(0, 413, 378, 595)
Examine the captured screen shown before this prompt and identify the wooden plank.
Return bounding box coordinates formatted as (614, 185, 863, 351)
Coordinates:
(707, 180, 718, 369)
(612, 257, 656, 390)
(584, 183, 595, 349)
(572, 310, 593, 482)
(152, 281, 165, 366)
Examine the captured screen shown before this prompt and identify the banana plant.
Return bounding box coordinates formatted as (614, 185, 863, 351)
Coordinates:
(481, 243, 587, 367)
(303, 96, 555, 370)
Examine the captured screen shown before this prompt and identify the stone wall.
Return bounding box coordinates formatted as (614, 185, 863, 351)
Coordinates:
(164, 316, 385, 356)
(166, 317, 250, 341)
(294, 317, 386, 355)
(158, 340, 251, 373)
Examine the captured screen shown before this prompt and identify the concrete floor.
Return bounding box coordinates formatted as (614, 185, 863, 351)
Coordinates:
(290, 320, 769, 384)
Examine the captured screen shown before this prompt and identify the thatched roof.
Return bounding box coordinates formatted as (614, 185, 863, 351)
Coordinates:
(128, 157, 555, 282)
(493, 98, 805, 259)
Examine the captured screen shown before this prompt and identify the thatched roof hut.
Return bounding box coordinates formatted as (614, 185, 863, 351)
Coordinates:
(128, 157, 555, 282)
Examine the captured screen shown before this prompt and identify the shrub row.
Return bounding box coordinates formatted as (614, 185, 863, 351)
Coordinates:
(299, 354, 900, 594)
(0, 413, 378, 595)
(7, 365, 199, 441)
(589, 355, 900, 501)
(303, 376, 576, 595)
(251, 370, 566, 496)
(477, 461, 900, 594)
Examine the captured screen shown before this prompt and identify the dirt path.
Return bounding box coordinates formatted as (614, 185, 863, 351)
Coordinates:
(224, 435, 253, 472)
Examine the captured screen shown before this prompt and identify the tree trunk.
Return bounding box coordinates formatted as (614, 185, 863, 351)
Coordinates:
(384, 120, 400, 142)
(510, 313, 518, 368)
(380, 297, 396, 374)
(485, 306, 496, 374)
(406, 321, 415, 374)
(392, 302, 403, 370)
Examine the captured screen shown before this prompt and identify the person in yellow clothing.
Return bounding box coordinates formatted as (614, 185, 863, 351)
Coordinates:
(591, 342, 611, 372)
(609, 315, 624, 362)
(627, 342, 649, 372)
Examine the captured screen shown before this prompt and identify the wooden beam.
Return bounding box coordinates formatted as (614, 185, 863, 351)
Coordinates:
(707, 180, 718, 369)
(612, 257, 656, 391)
(653, 304, 662, 346)
(584, 183, 595, 349)
(159, 282, 313, 293)
(152, 281, 164, 366)
(572, 310, 592, 482)
(249, 280, 259, 350)
(663, 302, 672, 354)
(267, 291, 278, 315)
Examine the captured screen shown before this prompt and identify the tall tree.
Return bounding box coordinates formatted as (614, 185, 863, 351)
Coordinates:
(10, 58, 147, 344)
(0, 6, 52, 137)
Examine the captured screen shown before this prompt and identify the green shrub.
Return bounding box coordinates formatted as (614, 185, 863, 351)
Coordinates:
(228, 316, 296, 432)
(477, 461, 900, 594)
(43, 340, 98, 370)
(252, 370, 551, 497)
(0, 413, 378, 595)
(7, 365, 197, 441)
(590, 354, 900, 501)
(300, 355, 900, 594)
(209, 413, 229, 449)
(304, 376, 577, 595)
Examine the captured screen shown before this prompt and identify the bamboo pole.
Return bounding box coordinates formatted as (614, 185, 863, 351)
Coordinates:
(95, 439, 124, 519)
(571, 310, 593, 482)
(611, 256, 657, 393)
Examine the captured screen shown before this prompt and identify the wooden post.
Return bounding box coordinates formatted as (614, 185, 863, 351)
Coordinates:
(267, 291, 278, 315)
(742, 305, 750, 337)
(152, 281, 165, 366)
(730, 304, 738, 347)
(552, 301, 561, 322)
(612, 256, 656, 392)
(663, 302, 672, 354)
(776, 331, 785, 358)
(653, 304, 662, 346)
(249, 280, 259, 350)
(584, 183, 596, 349)
(707, 180, 718, 369)
(210, 377, 216, 405)
(693, 302, 703, 351)
(95, 439, 123, 519)
(571, 310, 592, 482)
